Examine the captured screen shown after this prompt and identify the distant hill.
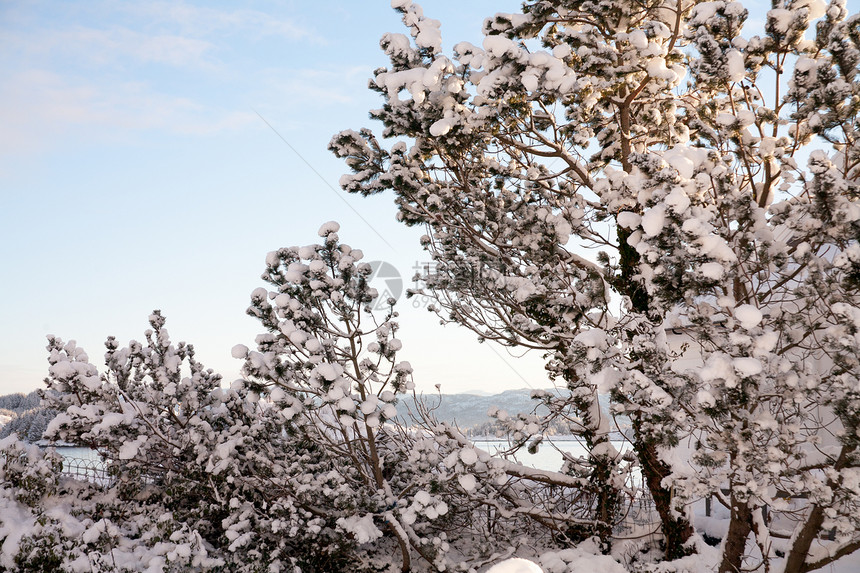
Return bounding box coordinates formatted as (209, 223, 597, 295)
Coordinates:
(0, 390, 57, 443)
(397, 388, 546, 432)
(395, 389, 626, 438)
(0, 390, 40, 413)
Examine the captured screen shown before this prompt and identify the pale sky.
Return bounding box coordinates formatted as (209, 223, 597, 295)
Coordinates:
(0, 0, 549, 396)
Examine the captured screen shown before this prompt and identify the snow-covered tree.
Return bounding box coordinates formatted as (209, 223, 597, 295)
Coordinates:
(234, 222, 612, 570)
(331, 0, 860, 571)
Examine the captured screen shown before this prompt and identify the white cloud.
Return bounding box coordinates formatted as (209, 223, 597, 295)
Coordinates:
(0, 1, 325, 155)
(3, 1, 321, 72)
(115, 2, 319, 43)
(6, 24, 219, 71)
(117, 29, 216, 68)
(0, 69, 257, 154)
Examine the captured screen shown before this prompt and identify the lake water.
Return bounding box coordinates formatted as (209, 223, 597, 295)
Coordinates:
(473, 439, 632, 473)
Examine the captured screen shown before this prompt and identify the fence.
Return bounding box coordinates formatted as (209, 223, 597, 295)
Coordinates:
(61, 456, 113, 487)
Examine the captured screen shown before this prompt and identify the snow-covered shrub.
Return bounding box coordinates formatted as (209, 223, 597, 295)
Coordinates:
(28, 309, 380, 570)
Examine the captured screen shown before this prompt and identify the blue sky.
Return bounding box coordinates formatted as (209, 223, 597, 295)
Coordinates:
(0, 0, 549, 396)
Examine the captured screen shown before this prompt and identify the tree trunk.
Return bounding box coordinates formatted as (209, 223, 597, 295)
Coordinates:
(632, 421, 695, 559)
(569, 387, 621, 550)
(591, 439, 621, 550)
(782, 445, 856, 573)
(718, 494, 752, 573)
(617, 227, 695, 559)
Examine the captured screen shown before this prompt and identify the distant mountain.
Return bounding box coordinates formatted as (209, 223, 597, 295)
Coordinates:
(395, 389, 625, 438)
(397, 388, 545, 430)
(457, 389, 496, 397)
(0, 388, 627, 444)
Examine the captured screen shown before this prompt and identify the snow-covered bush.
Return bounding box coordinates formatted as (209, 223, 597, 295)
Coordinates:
(1, 434, 225, 572)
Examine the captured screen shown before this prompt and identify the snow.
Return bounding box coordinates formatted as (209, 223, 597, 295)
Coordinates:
(336, 514, 382, 544)
(507, 276, 539, 302)
(726, 49, 744, 82)
(664, 186, 690, 213)
(689, 2, 720, 26)
(663, 146, 709, 179)
(483, 35, 515, 57)
(641, 205, 666, 237)
(540, 539, 629, 573)
(700, 353, 737, 385)
(797, 0, 826, 20)
(49, 360, 77, 380)
(616, 211, 641, 229)
(415, 21, 442, 51)
(315, 363, 340, 381)
(795, 56, 817, 74)
(699, 262, 725, 279)
(716, 112, 737, 126)
(697, 235, 738, 262)
(574, 328, 607, 348)
(0, 496, 36, 569)
(522, 73, 538, 92)
(736, 109, 756, 127)
(734, 304, 762, 330)
(459, 447, 478, 465)
(336, 396, 355, 412)
(118, 435, 147, 460)
(317, 220, 340, 237)
(360, 395, 378, 414)
(627, 30, 648, 50)
(382, 403, 397, 418)
(458, 473, 477, 491)
(733, 357, 763, 376)
(394, 360, 412, 373)
(231, 344, 249, 359)
(91, 412, 128, 433)
(768, 9, 793, 34)
(552, 44, 570, 59)
(646, 58, 678, 82)
(430, 117, 455, 136)
(697, 389, 716, 407)
(486, 558, 543, 573)
(754, 330, 779, 354)
(593, 366, 621, 394)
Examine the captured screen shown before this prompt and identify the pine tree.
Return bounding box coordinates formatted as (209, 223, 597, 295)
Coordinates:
(331, 0, 860, 569)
